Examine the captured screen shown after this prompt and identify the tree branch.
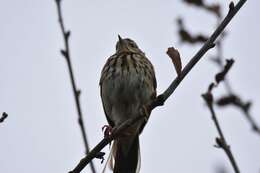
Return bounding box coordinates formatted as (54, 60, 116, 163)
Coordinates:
(216, 94, 260, 134)
(202, 91, 240, 173)
(209, 1, 260, 136)
(201, 59, 240, 173)
(54, 0, 96, 173)
(69, 0, 247, 172)
(158, 0, 246, 106)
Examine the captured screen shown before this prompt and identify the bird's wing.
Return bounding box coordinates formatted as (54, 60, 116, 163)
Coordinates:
(100, 85, 114, 127)
(99, 56, 115, 127)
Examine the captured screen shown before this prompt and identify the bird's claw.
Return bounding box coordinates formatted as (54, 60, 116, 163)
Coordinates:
(102, 125, 113, 138)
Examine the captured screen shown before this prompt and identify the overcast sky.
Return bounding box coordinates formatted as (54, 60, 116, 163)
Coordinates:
(1, 0, 260, 173)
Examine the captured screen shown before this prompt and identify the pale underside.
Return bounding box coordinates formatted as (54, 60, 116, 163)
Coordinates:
(100, 52, 156, 129)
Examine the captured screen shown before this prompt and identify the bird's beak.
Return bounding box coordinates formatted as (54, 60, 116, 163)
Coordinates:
(117, 34, 127, 52)
(118, 35, 123, 44)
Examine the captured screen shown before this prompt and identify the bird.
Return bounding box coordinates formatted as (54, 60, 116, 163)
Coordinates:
(99, 35, 157, 173)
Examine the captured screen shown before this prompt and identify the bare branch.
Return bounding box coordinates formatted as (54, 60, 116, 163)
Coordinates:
(0, 112, 8, 123)
(69, 1, 247, 172)
(201, 59, 240, 173)
(205, 0, 260, 136)
(177, 17, 208, 44)
(54, 0, 96, 173)
(202, 91, 240, 173)
(216, 95, 260, 134)
(155, 0, 247, 108)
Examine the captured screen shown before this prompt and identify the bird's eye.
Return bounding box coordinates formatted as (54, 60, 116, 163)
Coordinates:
(129, 42, 136, 48)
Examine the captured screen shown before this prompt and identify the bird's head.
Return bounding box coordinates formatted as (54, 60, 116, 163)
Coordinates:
(116, 35, 143, 54)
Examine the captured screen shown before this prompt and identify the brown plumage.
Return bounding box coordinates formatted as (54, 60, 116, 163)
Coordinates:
(100, 36, 157, 173)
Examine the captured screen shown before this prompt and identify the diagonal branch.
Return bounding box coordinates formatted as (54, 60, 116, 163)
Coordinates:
(202, 91, 240, 173)
(157, 0, 246, 106)
(69, 1, 247, 172)
(54, 0, 96, 173)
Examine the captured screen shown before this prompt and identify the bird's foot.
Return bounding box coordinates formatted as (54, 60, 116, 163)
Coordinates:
(102, 125, 113, 138)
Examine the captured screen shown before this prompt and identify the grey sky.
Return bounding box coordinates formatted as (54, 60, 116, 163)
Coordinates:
(0, 0, 260, 173)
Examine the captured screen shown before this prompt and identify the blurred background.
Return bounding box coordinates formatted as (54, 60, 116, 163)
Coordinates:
(0, 0, 259, 172)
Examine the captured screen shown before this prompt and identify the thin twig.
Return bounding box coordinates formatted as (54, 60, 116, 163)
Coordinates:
(69, 1, 247, 172)
(215, 37, 234, 94)
(54, 0, 96, 173)
(0, 112, 8, 123)
(216, 94, 260, 134)
(202, 92, 240, 173)
(202, 59, 240, 173)
(244, 111, 260, 133)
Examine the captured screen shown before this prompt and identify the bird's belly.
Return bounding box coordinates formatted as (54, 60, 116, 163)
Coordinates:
(109, 71, 147, 103)
(102, 70, 152, 125)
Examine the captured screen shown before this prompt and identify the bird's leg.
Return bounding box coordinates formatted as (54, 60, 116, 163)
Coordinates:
(102, 125, 113, 138)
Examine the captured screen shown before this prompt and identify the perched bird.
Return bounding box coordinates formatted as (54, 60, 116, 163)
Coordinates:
(100, 35, 157, 173)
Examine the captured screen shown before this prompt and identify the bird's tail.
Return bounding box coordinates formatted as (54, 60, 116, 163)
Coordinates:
(111, 135, 140, 173)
